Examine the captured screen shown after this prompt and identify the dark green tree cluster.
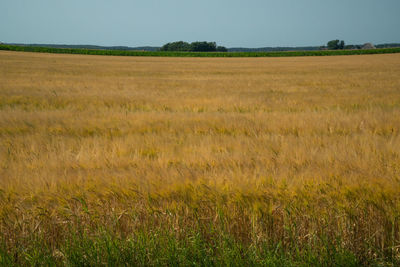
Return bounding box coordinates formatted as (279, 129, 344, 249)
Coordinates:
(160, 41, 191, 52)
(160, 41, 227, 52)
(327, 40, 345, 50)
(344, 44, 362, 50)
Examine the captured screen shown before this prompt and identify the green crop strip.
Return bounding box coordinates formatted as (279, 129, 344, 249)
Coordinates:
(1, 44, 400, 57)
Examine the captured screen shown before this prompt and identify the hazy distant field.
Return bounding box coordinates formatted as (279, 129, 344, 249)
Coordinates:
(1, 51, 399, 265)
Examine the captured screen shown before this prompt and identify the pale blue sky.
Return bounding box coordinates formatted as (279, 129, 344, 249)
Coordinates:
(1, 0, 399, 47)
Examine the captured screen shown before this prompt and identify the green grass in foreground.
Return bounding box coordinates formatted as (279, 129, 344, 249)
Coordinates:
(1, 44, 400, 57)
(1, 229, 363, 266)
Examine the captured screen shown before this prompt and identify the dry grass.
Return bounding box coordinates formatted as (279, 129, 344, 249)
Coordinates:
(0, 51, 400, 265)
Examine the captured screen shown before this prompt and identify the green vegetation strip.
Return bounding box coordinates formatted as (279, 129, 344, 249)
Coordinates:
(1, 44, 400, 57)
(0, 227, 361, 266)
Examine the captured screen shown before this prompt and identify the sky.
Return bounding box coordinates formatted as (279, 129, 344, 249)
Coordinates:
(1, 0, 400, 48)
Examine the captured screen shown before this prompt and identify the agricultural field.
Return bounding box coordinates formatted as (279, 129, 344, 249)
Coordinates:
(0, 51, 400, 266)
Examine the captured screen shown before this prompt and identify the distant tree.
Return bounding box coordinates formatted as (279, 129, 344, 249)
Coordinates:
(327, 40, 345, 50)
(160, 41, 226, 52)
(339, 40, 345, 49)
(190, 41, 217, 52)
(160, 41, 191, 52)
(327, 40, 339, 50)
(216, 46, 228, 52)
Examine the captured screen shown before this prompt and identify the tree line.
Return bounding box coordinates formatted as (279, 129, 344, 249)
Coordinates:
(160, 41, 227, 52)
(2, 43, 400, 57)
(327, 40, 345, 50)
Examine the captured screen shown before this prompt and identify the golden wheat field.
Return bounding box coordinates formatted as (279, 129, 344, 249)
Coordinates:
(1, 51, 400, 265)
